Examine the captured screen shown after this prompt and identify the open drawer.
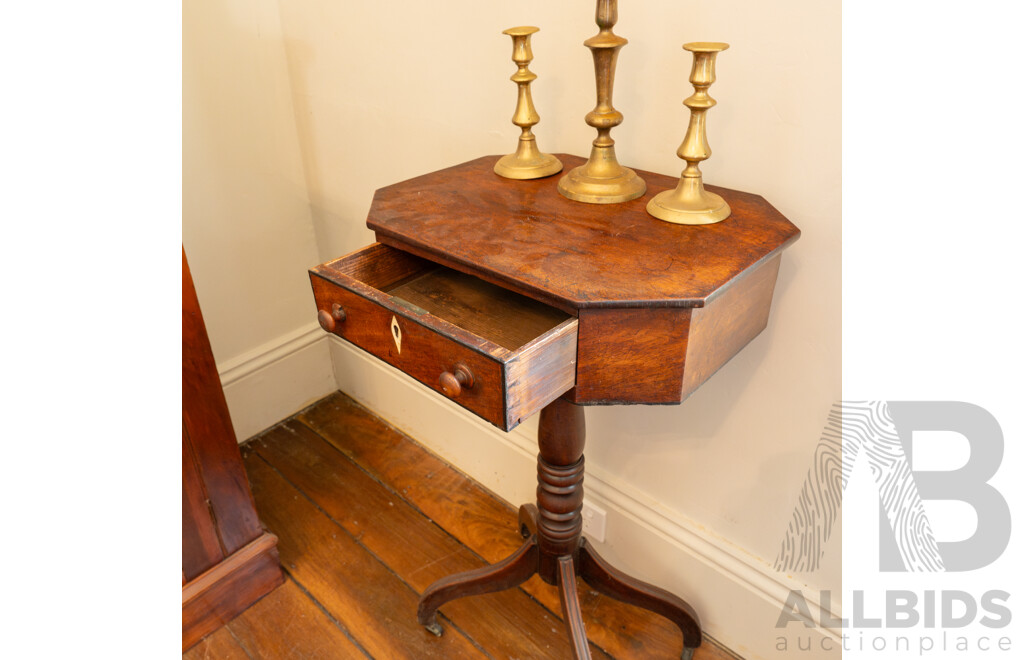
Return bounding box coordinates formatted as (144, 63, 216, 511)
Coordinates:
(309, 243, 578, 431)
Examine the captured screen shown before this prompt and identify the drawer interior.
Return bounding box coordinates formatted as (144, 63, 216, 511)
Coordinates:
(387, 269, 569, 351)
(327, 244, 572, 351)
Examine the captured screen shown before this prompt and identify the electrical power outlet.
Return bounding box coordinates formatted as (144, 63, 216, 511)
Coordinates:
(581, 500, 607, 543)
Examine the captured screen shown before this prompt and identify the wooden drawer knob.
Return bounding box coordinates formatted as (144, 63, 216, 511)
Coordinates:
(439, 364, 474, 398)
(317, 303, 346, 332)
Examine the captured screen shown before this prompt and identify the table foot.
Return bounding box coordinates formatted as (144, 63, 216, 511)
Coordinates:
(578, 537, 702, 653)
(417, 535, 538, 631)
(518, 503, 539, 539)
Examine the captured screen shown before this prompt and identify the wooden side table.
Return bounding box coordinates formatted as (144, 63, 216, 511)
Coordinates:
(310, 154, 799, 659)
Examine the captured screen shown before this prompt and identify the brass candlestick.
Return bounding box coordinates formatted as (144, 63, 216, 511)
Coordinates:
(494, 27, 563, 180)
(647, 42, 731, 225)
(557, 0, 645, 204)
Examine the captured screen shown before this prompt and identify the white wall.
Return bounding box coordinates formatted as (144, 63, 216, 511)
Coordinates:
(185, 1, 840, 657)
(183, 0, 336, 439)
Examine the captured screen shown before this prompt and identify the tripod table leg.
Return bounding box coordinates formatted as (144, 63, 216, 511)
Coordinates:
(417, 535, 539, 635)
(556, 555, 592, 660)
(578, 537, 702, 658)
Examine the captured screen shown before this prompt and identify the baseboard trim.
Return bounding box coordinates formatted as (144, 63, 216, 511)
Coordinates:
(328, 336, 839, 658)
(217, 322, 338, 441)
(218, 322, 323, 386)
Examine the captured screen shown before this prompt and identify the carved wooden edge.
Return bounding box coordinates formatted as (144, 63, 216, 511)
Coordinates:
(182, 532, 284, 651)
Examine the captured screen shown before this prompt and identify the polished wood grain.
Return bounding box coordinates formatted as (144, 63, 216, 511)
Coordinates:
(311, 243, 578, 430)
(574, 306, 691, 404)
(681, 254, 782, 399)
(358, 154, 799, 405)
(183, 250, 265, 557)
(368, 153, 799, 310)
(297, 392, 741, 660)
(182, 427, 224, 579)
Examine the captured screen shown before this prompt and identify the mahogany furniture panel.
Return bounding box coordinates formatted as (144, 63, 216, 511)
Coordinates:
(575, 307, 692, 404)
(183, 249, 284, 650)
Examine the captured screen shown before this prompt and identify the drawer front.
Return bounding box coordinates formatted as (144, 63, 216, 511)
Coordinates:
(310, 274, 508, 427)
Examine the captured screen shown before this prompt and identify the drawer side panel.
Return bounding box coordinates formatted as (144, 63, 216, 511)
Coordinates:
(680, 255, 782, 399)
(505, 319, 579, 429)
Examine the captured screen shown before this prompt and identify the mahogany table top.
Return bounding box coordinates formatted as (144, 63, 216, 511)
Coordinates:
(367, 154, 800, 311)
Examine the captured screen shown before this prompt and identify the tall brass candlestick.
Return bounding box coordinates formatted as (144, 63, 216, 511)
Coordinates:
(494, 27, 563, 180)
(647, 42, 731, 225)
(558, 0, 646, 204)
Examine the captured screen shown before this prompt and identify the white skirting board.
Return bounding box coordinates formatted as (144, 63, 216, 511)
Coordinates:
(217, 322, 337, 442)
(327, 336, 841, 660)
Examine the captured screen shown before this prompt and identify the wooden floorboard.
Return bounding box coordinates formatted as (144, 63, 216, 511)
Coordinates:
(186, 390, 742, 660)
(243, 454, 486, 659)
(183, 626, 251, 660)
(249, 421, 611, 660)
(226, 578, 368, 659)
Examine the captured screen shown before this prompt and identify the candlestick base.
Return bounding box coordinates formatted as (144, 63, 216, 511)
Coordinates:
(557, 157, 646, 204)
(647, 178, 730, 225)
(494, 146, 563, 180)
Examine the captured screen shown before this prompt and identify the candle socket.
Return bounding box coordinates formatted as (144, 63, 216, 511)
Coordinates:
(494, 26, 562, 180)
(647, 42, 731, 225)
(558, 0, 645, 204)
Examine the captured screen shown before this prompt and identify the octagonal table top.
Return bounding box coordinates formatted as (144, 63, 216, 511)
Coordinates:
(367, 154, 800, 311)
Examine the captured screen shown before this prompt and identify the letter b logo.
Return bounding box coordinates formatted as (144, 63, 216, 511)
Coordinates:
(883, 402, 1010, 571)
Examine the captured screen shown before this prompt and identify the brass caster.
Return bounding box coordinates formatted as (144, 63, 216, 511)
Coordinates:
(681, 646, 696, 660)
(424, 621, 443, 637)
